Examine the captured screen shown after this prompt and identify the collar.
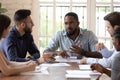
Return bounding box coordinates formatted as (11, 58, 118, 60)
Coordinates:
(12, 26, 23, 38)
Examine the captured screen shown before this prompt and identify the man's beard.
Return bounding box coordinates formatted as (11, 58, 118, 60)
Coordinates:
(23, 27, 32, 34)
(66, 28, 78, 37)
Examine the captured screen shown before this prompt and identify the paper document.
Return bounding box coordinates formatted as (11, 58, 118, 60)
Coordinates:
(66, 70, 101, 79)
(79, 65, 91, 70)
(34, 66, 48, 73)
(55, 56, 80, 63)
(66, 74, 90, 79)
(66, 70, 101, 75)
(40, 63, 70, 67)
(20, 66, 49, 75)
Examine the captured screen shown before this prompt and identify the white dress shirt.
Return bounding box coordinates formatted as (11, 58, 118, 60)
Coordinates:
(86, 47, 118, 68)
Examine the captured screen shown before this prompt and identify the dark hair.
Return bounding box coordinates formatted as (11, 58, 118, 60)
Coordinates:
(104, 12, 120, 28)
(113, 27, 120, 39)
(64, 12, 79, 22)
(0, 14, 11, 38)
(14, 9, 31, 24)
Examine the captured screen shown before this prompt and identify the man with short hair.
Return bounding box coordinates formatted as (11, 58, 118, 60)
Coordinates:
(2, 9, 40, 63)
(43, 12, 102, 62)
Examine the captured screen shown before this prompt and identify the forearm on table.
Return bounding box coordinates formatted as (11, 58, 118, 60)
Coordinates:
(9, 61, 31, 66)
(103, 68, 111, 77)
(2, 64, 34, 76)
(81, 50, 103, 58)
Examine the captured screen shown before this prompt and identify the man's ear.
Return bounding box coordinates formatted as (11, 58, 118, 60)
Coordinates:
(20, 22, 25, 27)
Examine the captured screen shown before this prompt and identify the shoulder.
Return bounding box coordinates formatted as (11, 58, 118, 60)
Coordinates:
(7, 28, 18, 39)
(113, 53, 120, 64)
(54, 30, 65, 37)
(56, 30, 65, 35)
(4, 31, 17, 43)
(51, 30, 65, 41)
(81, 28, 95, 35)
(114, 53, 120, 59)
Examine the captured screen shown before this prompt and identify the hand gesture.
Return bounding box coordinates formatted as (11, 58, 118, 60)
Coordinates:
(42, 52, 56, 62)
(57, 50, 70, 58)
(95, 43, 105, 51)
(70, 45, 83, 54)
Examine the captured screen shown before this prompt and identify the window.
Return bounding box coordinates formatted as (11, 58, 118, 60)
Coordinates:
(96, 0, 120, 49)
(39, 0, 120, 53)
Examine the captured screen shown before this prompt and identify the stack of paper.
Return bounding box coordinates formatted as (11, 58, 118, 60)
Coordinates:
(39, 63, 70, 67)
(79, 65, 91, 70)
(35, 66, 48, 73)
(65, 70, 101, 80)
(55, 56, 80, 63)
(20, 66, 49, 75)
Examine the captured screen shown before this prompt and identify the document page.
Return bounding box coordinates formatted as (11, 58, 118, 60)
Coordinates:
(65, 70, 101, 79)
(20, 66, 49, 75)
(55, 56, 80, 63)
(79, 65, 91, 70)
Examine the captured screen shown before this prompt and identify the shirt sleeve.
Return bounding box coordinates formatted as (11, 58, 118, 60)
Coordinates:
(87, 50, 117, 68)
(27, 35, 40, 59)
(88, 31, 98, 51)
(3, 39, 29, 62)
(87, 58, 111, 68)
(3, 34, 40, 62)
(99, 47, 114, 58)
(44, 31, 60, 51)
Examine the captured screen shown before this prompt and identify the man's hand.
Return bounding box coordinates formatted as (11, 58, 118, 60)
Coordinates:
(57, 50, 70, 58)
(42, 50, 70, 63)
(90, 63, 105, 73)
(42, 52, 56, 62)
(91, 63, 111, 77)
(80, 57, 87, 64)
(95, 43, 105, 51)
(69, 45, 83, 54)
(69, 45, 103, 58)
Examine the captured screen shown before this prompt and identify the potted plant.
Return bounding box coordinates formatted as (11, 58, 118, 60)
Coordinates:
(0, 2, 7, 14)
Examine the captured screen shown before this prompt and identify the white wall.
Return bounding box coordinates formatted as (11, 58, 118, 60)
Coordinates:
(0, 0, 40, 47)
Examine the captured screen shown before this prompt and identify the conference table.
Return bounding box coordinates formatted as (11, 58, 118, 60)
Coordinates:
(0, 62, 78, 80)
(0, 62, 100, 80)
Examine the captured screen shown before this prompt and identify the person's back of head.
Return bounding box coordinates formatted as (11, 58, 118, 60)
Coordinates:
(104, 11, 120, 27)
(113, 27, 120, 38)
(112, 27, 120, 51)
(64, 12, 79, 22)
(14, 9, 31, 26)
(0, 14, 11, 39)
